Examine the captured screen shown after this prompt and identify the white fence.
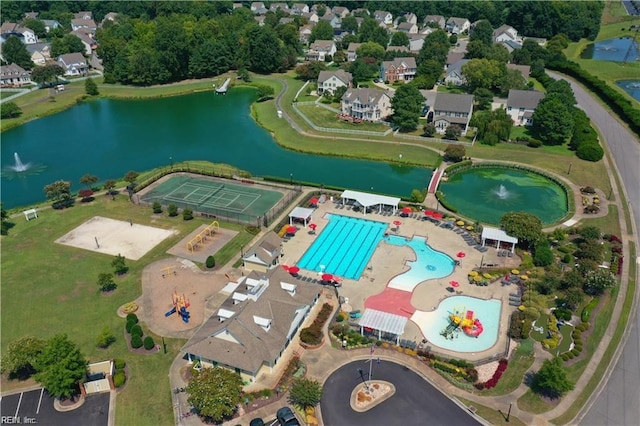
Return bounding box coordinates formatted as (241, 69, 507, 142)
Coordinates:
(292, 101, 394, 137)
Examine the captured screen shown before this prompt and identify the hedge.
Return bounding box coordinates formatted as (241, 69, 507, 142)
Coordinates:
(114, 359, 126, 370)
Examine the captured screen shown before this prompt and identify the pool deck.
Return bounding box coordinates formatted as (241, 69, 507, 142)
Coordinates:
(281, 199, 522, 362)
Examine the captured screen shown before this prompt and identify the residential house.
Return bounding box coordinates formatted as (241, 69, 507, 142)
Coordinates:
(386, 46, 409, 54)
(333, 29, 351, 42)
(320, 12, 341, 29)
(443, 59, 469, 86)
(0, 22, 38, 44)
(71, 18, 97, 33)
(250, 2, 267, 15)
(346, 42, 362, 61)
(408, 34, 425, 52)
(26, 43, 50, 66)
(380, 57, 417, 83)
(493, 25, 519, 44)
(57, 52, 88, 76)
(0, 63, 31, 87)
(299, 25, 313, 44)
(397, 12, 418, 26)
(341, 88, 393, 122)
(445, 17, 470, 34)
(306, 40, 336, 61)
(373, 10, 393, 26)
(42, 19, 62, 33)
(301, 12, 319, 23)
(445, 51, 465, 69)
(71, 29, 96, 55)
(396, 22, 418, 34)
(317, 69, 352, 95)
(419, 90, 438, 118)
(242, 232, 283, 273)
(279, 17, 294, 25)
(254, 15, 266, 26)
(500, 40, 523, 53)
(74, 11, 93, 21)
(432, 93, 474, 135)
(506, 89, 544, 126)
(233, 3, 244, 9)
(101, 12, 119, 27)
(24, 12, 39, 20)
(291, 3, 309, 15)
(180, 268, 320, 383)
(332, 6, 350, 19)
(423, 15, 445, 29)
(506, 63, 531, 82)
(269, 2, 289, 13)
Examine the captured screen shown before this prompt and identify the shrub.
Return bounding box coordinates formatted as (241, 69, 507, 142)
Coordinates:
(182, 207, 194, 220)
(336, 313, 345, 322)
(206, 255, 215, 269)
(126, 313, 139, 324)
(576, 142, 605, 162)
(130, 324, 143, 337)
(168, 204, 178, 217)
(125, 319, 136, 333)
(131, 334, 143, 349)
(300, 327, 323, 345)
(561, 353, 570, 361)
(563, 254, 573, 263)
(143, 336, 155, 350)
(527, 138, 542, 148)
(114, 359, 126, 370)
(152, 202, 162, 214)
(113, 371, 126, 387)
(96, 326, 116, 348)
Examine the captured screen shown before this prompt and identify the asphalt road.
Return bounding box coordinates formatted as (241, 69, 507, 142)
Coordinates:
(543, 73, 640, 426)
(320, 360, 480, 426)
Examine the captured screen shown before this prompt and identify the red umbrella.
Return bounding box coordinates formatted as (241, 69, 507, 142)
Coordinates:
(288, 266, 300, 274)
(282, 265, 290, 271)
(424, 210, 434, 217)
(309, 197, 318, 205)
(322, 273, 334, 282)
(432, 213, 443, 220)
(402, 207, 412, 214)
(450, 280, 460, 288)
(309, 223, 317, 230)
(393, 220, 402, 226)
(457, 251, 466, 258)
(286, 226, 297, 234)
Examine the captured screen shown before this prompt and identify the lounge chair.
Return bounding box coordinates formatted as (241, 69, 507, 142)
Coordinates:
(508, 251, 514, 257)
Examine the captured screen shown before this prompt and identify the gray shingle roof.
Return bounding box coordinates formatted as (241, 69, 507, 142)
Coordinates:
(318, 69, 352, 85)
(342, 88, 389, 105)
(434, 93, 474, 113)
(507, 89, 544, 110)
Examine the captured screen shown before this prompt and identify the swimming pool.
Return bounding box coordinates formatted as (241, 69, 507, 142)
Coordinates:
(413, 296, 502, 353)
(385, 235, 455, 292)
(297, 214, 387, 280)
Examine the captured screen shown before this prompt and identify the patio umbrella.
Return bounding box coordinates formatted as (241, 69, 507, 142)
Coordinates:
(393, 220, 402, 226)
(322, 273, 334, 282)
(432, 213, 443, 220)
(456, 251, 466, 258)
(281, 265, 290, 271)
(309, 197, 318, 205)
(402, 207, 412, 214)
(286, 226, 297, 234)
(424, 210, 434, 217)
(309, 223, 317, 230)
(288, 266, 300, 275)
(450, 280, 460, 288)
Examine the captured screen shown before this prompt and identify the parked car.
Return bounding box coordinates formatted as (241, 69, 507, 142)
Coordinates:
(249, 418, 265, 426)
(276, 407, 300, 426)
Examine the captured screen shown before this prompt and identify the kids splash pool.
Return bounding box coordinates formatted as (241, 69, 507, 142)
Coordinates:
(413, 296, 502, 353)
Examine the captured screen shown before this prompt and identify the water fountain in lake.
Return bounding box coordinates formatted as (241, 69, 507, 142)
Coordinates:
(494, 184, 510, 200)
(11, 152, 28, 172)
(1, 152, 46, 180)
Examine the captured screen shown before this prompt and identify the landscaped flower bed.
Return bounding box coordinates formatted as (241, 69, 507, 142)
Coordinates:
(300, 303, 333, 347)
(475, 358, 508, 389)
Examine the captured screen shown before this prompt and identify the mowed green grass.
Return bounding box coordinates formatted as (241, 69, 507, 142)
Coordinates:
(0, 193, 251, 424)
(295, 103, 390, 132)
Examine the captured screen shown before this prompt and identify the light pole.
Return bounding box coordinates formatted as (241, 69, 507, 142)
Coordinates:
(169, 156, 173, 170)
(357, 368, 370, 391)
(290, 173, 293, 185)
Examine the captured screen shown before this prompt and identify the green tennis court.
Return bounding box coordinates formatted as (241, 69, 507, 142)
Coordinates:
(140, 175, 284, 221)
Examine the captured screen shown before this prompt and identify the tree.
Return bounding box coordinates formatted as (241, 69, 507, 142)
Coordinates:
(500, 212, 542, 248)
(418, 30, 450, 67)
(533, 240, 554, 266)
(112, 254, 128, 275)
(423, 123, 436, 137)
(340, 15, 359, 33)
(289, 378, 323, 409)
(44, 180, 71, 201)
(443, 144, 466, 162)
(295, 61, 327, 81)
(97, 273, 117, 292)
(51, 33, 86, 57)
(96, 327, 116, 348)
(532, 357, 574, 398)
(256, 84, 275, 101)
(347, 58, 378, 85)
(34, 334, 88, 399)
(444, 125, 462, 141)
(390, 84, 424, 132)
(473, 88, 494, 110)
(578, 226, 601, 241)
(562, 288, 584, 311)
(576, 142, 604, 162)
(0, 203, 10, 236)
(358, 18, 389, 47)
(23, 18, 47, 38)
(531, 97, 574, 145)
(356, 41, 386, 62)
(1, 102, 22, 119)
(499, 68, 527, 96)
(124, 171, 139, 185)
(30, 64, 65, 87)
(85, 78, 99, 96)
(416, 59, 443, 84)
(79, 174, 98, 189)
(245, 25, 286, 74)
(462, 59, 506, 92)
(189, 40, 232, 78)
(187, 367, 243, 422)
(583, 269, 617, 296)
(0, 337, 46, 379)
(546, 80, 576, 107)
(103, 179, 117, 199)
(237, 68, 250, 82)
(1, 36, 33, 69)
(309, 20, 333, 44)
(469, 19, 494, 45)
(389, 31, 409, 48)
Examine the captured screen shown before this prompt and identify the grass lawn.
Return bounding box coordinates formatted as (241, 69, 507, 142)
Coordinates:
(0, 191, 253, 424)
(480, 339, 535, 396)
(437, 84, 467, 94)
(509, 126, 533, 141)
(457, 397, 528, 426)
(517, 389, 558, 414)
(295, 103, 389, 132)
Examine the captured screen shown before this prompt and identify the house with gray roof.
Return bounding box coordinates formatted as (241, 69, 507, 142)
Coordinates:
(306, 40, 336, 61)
(26, 42, 50, 66)
(443, 58, 469, 86)
(0, 22, 38, 44)
(446, 51, 465, 69)
(320, 12, 342, 29)
(42, 19, 62, 33)
(269, 2, 289, 13)
(445, 17, 470, 34)
(332, 6, 350, 18)
(433, 93, 474, 135)
(506, 89, 544, 126)
(493, 25, 520, 44)
(242, 232, 283, 273)
(318, 69, 352, 95)
(250, 2, 267, 15)
(71, 29, 96, 55)
(0, 63, 31, 87)
(397, 22, 418, 34)
(341, 88, 393, 122)
(424, 15, 445, 29)
(346, 42, 362, 61)
(57, 52, 88, 76)
(74, 11, 93, 21)
(71, 18, 97, 33)
(291, 3, 309, 15)
(180, 268, 320, 383)
(380, 57, 417, 83)
(373, 10, 393, 26)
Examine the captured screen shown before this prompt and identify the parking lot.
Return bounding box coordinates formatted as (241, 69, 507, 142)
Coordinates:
(0, 388, 109, 426)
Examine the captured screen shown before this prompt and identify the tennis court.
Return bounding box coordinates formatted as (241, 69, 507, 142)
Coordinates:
(139, 175, 285, 222)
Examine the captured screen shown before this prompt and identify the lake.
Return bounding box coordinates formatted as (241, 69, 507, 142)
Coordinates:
(580, 37, 640, 62)
(1, 89, 431, 209)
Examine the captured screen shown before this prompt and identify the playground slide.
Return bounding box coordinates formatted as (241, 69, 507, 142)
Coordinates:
(465, 310, 474, 321)
(165, 307, 177, 317)
(464, 319, 484, 338)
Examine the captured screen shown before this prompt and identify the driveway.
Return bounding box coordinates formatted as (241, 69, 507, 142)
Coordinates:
(320, 360, 480, 426)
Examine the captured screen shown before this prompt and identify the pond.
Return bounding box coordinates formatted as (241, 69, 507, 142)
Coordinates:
(580, 37, 640, 62)
(438, 167, 569, 225)
(616, 80, 640, 101)
(1, 89, 431, 209)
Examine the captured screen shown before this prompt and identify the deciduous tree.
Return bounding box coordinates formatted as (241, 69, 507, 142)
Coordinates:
(0, 337, 46, 379)
(470, 20, 494, 45)
(187, 367, 243, 422)
(443, 144, 466, 162)
(500, 212, 542, 248)
(43, 180, 71, 201)
(532, 357, 574, 398)
(34, 334, 88, 399)
(389, 31, 409, 48)
(85, 77, 99, 96)
(1, 36, 33, 69)
(97, 273, 117, 292)
(289, 378, 323, 409)
(390, 84, 424, 132)
(309, 20, 333, 44)
(1, 102, 22, 119)
(356, 41, 386, 62)
(30, 64, 65, 87)
(531, 97, 574, 145)
(583, 269, 616, 296)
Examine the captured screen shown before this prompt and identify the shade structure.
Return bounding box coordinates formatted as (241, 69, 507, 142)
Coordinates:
(431, 212, 443, 220)
(402, 207, 412, 214)
(321, 273, 334, 282)
(393, 220, 402, 226)
(450, 280, 460, 288)
(309, 223, 317, 230)
(288, 266, 300, 274)
(309, 197, 318, 205)
(286, 226, 297, 234)
(457, 251, 466, 258)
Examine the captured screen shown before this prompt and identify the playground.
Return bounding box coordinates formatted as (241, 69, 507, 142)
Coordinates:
(55, 216, 177, 260)
(138, 174, 286, 223)
(166, 221, 238, 264)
